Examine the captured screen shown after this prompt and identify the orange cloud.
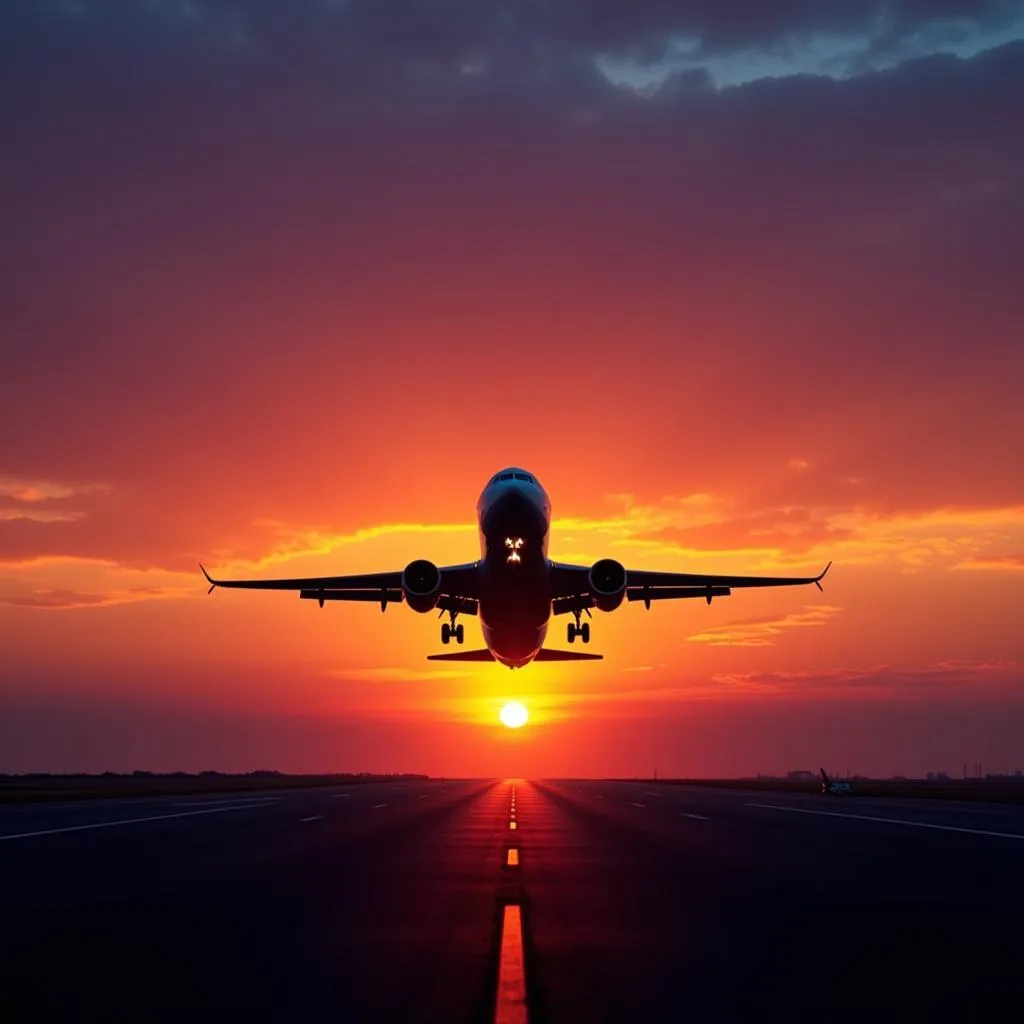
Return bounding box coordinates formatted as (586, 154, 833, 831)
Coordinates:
(711, 660, 1021, 698)
(686, 605, 842, 647)
(0, 556, 196, 610)
(954, 553, 1024, 572)
(0, 508, 86, 523)
(1, 586, 189, 610)
(0, 476, 111, 503)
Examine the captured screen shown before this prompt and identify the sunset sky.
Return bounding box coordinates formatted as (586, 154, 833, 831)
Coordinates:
(2, 2, 1022, 778)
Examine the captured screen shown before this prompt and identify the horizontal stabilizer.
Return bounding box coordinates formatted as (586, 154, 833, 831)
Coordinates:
(426, 647, 603, 662)
(427, 649, 495, 662)
(534, 648, 603, 661)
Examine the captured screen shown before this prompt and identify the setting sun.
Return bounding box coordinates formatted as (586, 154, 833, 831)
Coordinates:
(499, 702, 529, 729)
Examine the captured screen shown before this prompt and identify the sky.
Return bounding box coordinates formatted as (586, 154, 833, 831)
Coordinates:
(2, 1, 1023, 779)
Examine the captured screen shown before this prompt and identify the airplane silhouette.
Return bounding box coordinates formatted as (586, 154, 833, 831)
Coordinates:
(201, 467, 831, 669)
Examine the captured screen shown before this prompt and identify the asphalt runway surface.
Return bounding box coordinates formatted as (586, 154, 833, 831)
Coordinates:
(2, 778, 1022, 1023)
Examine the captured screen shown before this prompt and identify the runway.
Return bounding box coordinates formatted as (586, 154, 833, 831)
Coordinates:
(2, 779, 1022, 1022)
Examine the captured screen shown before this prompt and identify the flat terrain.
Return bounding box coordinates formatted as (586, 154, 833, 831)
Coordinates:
(2, 779, 1022, 1022)
(0, 772, 425, 803)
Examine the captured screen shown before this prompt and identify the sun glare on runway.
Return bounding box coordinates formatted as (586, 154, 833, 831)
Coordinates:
(499, 702, 529, 728)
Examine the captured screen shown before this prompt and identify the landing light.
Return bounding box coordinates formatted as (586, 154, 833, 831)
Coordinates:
(505, 537, 524, 564)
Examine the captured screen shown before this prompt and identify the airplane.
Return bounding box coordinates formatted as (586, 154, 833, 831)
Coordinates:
(200, 467, 831, 669)
(820, 769, 853, 795)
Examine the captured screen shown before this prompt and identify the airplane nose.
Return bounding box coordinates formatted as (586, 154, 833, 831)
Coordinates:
(483, 487, 546, 538)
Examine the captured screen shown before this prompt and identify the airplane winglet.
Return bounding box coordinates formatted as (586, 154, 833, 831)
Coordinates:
(200, 563, 217, 595)
(814, 560, 832, 591)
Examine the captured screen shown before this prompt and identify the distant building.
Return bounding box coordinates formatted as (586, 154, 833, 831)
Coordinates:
(787, 770, 815, 780)
(926, 772, 950, 781)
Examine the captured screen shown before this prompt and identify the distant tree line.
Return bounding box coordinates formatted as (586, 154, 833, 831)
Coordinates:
(0, 771, 429, 780)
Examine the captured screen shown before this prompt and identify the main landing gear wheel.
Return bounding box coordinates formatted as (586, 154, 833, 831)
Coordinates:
(567, 620, 591, 644)
(441, 622, 464, 645)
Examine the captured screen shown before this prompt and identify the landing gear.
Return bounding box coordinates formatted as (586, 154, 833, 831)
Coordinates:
(567, 609, 591, 644)
(441, 617, 464, 645)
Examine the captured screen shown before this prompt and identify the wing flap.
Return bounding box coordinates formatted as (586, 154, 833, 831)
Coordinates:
(202, 564, 402, 592)
(200, 561, 480, 599)
(623, 563, 831, 590)
(549, 560, 831, 599)
(626, 586, 731, 603)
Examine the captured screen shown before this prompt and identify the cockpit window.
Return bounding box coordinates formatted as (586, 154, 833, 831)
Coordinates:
(490, 470, 535, 483)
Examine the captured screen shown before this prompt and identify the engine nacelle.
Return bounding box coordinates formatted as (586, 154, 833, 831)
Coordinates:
(402, 559, 442, 613)
(588, 558, 627, 612)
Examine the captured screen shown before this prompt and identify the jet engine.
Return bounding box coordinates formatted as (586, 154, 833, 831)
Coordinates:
(402, 559, 442, 612)
(588, 558, 627, 612)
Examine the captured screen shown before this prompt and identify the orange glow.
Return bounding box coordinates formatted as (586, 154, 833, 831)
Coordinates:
(499, 702, 529, 729)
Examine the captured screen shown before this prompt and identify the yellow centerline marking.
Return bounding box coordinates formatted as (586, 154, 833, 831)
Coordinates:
(493, 905, 529, 1024)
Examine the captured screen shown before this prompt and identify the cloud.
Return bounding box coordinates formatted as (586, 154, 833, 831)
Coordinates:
(1, 585, 191, 610)
(0, 476, 110, 504)
(712, 660, 1021, 697)
(0, 556, 197, 611)
(0, 508, 85, 524)
(954, 553, 1024, 571)
(686, 605, 843, 647)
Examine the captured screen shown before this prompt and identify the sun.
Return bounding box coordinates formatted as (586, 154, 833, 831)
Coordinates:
(499, 701, 529, 729)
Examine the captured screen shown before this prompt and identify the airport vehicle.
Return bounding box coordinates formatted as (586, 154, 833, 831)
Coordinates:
(821, 769, 853, 795)
(201, 467, 831, 669)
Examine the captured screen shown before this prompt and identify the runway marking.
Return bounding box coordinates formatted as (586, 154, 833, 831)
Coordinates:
(0, 804, 264, 843)
(494, 904, 529, 1024)
(332, 793, 351, 799)
(373, 803, 388, 809)
(509, 820, 517, 830)
(644, 791, 664, 798)
(681, 813, 709, 821)
(299, 815, 322, 823)
(595, 794, 604, 799)
(507, 848, 519, 866)
(630, 801, 647, 809)
(417, 794, 427, 799)
(746, 803, 1024, 839)
(175, 798, 279, 807)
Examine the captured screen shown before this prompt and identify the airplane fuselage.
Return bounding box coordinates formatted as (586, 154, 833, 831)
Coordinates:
(476, 468, 552, 667)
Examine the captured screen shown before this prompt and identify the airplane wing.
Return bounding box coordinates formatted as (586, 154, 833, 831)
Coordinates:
(549, 560, 831, 608)
(199, 561, 480, 611)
